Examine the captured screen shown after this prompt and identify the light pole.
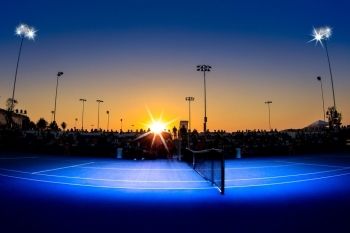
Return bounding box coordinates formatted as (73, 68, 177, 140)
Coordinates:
(264, 101, 272, 131)
(53, 72, 63, 123)
(79, 98, 87, 130)
(196, 64, 212, 133)
(11, 24, 37, 111)
(310, 26, 337, 109)
(96, 99, 104, 130)
(317, 76, 326, 121)
(120, 118, 123, 132)
(50, 110, 54, 123)
(106, 110, 110, 131)
(185, 97, 195, 132)
(74, 118, 78, 129)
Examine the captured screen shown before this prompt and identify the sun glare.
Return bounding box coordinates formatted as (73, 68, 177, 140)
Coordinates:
(150, 121, 165, 134)
(135, 108, 177, 153)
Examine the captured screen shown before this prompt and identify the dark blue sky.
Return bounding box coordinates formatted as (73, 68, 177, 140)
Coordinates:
(1, 0, 349, 41)
(1, 0, 349, 130)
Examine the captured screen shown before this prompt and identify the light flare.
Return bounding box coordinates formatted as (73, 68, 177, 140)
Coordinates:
(150, 121, 166, 135)
(309, 26, 332, 46)
(135, 109, 176, 153)
(15, 24, 37, 40)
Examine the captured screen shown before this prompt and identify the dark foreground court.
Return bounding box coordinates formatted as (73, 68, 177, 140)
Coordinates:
(1, 153, 350, 232)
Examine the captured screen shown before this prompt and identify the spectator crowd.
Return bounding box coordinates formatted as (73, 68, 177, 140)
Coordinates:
(1, 125, 350, 159)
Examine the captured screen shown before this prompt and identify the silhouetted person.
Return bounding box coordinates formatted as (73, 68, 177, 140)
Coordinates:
(172, 126, 177, 139)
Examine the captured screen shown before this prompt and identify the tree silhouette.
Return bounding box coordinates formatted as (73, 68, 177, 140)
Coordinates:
(61, 122, 67, 131)
(36, 118, 48, 131)
(28, 121, 37, 130)
(6, 98, 18, 111)
(326, 106, 342, 129)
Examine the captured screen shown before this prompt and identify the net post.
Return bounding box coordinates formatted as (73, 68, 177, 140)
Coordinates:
(211, 151, 214, 185)
(220, 151, 225, 195)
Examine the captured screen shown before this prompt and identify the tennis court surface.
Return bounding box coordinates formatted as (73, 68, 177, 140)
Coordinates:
(1, 153, 350, 232)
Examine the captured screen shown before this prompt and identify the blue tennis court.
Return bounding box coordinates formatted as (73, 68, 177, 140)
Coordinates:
(1, 153, 350, 232)
(1, 154, 350, 192)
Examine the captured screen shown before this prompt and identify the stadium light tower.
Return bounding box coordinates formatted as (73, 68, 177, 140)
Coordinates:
(196, 65, 212, 133)
(317, 76, 326, 121)
(96, 99, 104, 130)
(185, 97, 195, 132)
(310, 26, 337, 109)
(79, 98, 87, 130)
(53, 72, 64, 123)
(11, 23, 37, 111)
(264, 101, 272, 130)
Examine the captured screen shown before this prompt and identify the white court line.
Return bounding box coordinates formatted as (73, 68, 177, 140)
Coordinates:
(226, 167, 350, 181)
(0, 167, 206, 183)
(226, 164, 295, 170)
(0, 172, 215, 190)
(82, 163, 295, 171)
(1, 166, 350, 190)
(274, 160, 346, 168)
(2, 169, 350, 190)
(226, 171, 350, 189)
(81, 166, 194, 171)
(0, 156, 38, 160)
(32, 173, 207, 183)
(31, 162, 95, 174)
(2, 165, 350, 184)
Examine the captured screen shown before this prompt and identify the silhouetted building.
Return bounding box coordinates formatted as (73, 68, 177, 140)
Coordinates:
(0, 108, 29, 128)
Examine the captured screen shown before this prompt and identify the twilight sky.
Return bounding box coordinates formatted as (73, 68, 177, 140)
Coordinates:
(0, 0, 349, 131)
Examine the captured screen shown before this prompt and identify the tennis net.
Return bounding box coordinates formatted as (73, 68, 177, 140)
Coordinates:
(184, 148, 225, 194)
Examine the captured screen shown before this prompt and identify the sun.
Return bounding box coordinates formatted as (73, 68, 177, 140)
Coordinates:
(135, 108, 177, 153)
(150, 121, 166, 135)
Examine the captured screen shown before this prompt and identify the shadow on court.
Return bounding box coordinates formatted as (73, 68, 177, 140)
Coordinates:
(1, 153, 350, 232)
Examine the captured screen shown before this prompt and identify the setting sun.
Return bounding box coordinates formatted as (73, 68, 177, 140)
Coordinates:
(134, 109, 176, 153)
(150, 121, 166, 134)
